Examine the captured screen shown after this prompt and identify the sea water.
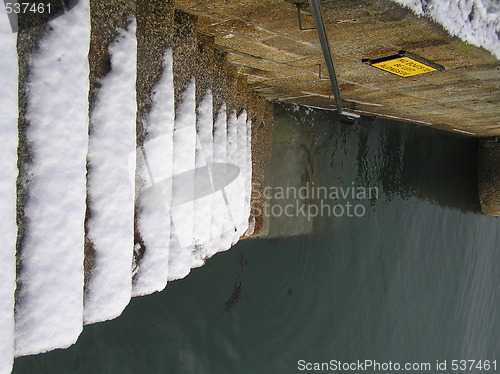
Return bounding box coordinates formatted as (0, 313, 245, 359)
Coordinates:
(13, 104, 500, 373)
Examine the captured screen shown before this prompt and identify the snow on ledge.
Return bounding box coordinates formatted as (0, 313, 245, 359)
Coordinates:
(0, 5, 18, 373)
(133, 49, 175, 296)
(391, 0, 500, 59)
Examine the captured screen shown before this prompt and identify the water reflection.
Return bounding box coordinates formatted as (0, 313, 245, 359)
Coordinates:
(270, 104, 481, 222)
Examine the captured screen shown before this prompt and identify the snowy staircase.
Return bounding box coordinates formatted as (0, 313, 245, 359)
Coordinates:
(0, 1, 256, 372)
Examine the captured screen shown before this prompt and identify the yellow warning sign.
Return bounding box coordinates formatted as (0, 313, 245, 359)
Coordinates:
(372, 57, 437, 77)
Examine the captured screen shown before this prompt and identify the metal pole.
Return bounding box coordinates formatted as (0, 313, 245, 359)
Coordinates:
(309, 0, 343, 114)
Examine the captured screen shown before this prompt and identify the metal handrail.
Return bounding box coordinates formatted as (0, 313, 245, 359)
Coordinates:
(295, 2, 316, 30)
(308, 0, 360, 120)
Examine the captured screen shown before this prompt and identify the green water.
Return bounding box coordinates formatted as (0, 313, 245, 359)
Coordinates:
(14, 105, 500, 373)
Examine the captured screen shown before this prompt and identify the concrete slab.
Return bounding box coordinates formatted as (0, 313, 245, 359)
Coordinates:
(203, 0, 297, 26)
(215, 34, 302, 63)
(262, 35, 318, 58)
(202, 18, 276, 40)
(176, 0, 500, 136)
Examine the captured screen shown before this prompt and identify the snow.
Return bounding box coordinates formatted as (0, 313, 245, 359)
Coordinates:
(168, 79, 197, 280)
(216, 111, 238, 251)
(224, 110, 247, 247)
(209, 105, 231, 255)
(192, 90, 214, 268)
(14, 0, 90, 356)
(1, 0, 254, 357)
(0, 6, 18, 373)
(133, 49, 175, 296)
(244, 117, 254, 236)
(391, 0, 500, 59)
(84, 18, 137, 323)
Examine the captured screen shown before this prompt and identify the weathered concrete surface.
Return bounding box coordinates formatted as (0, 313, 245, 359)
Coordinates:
(86, 0, 136, 295)
(479, 138, 500, 216)
(175, 0, 500, 137)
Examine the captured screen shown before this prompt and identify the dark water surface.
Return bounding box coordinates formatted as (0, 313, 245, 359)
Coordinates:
(14, 105, 500, 373)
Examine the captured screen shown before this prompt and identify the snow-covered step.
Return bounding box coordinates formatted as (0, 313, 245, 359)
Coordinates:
(168, 79, 197, 281)
(218, 109, 239, 252)
(201, 105, 250, 256)
(0, 5, 18, 373)
(133, 49, 175, 296)
(392, 0, 500, 59)
(14, 0, 90, 357)
(245, 116, 254, 236)
(224, 110, 245, 248)
(192, 90, 214, 268)
(236, 111, 250, 236)
(84, 18, 137, 323)
(209, 104, 231, 255)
